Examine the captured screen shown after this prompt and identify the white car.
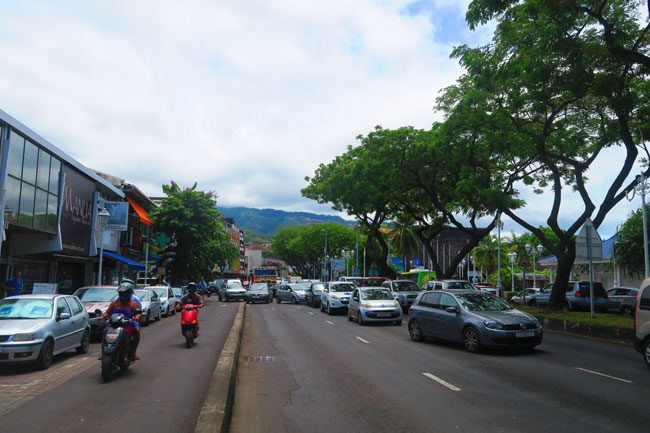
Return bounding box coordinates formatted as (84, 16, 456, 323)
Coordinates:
(219, 281, 247, 302)
(509, 288, 541, 305)
(320, 282, 356, 315)
(149, 286, 176, 317)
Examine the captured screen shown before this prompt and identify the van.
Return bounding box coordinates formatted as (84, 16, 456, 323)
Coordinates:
(634, 278, 650, 368)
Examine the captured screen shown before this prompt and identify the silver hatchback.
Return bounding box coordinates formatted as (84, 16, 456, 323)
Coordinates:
(408, 290, 543, 353)
(0, 294, 91, 369)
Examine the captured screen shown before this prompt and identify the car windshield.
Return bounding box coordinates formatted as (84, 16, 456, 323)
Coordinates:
(250, 283, 268, 290)
(455, 293, 513, 311)
(134, 290, 150, 301)
(446, 281, 476, 290)
(228, 283, 243, 289)
(152, 288, 168, 297)
(393, 281, 421, 292)
(171, 287, 182, 296)
(312, 283, 325, 292)
(75, 288, 117, 302)
(289, 284, 306, 291)
(0, 298, 53, 319)
(330, 283, 355, 292)
(361, 289, 394, 300)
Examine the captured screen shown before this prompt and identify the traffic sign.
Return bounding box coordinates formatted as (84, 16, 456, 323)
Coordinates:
(518, 255, 530, 267)
(576, 218, 602, 260)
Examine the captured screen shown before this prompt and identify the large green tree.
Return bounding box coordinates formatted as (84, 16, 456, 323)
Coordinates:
(440, 0, 650, 308)
(614, 206, 647, 274)
(151, 182, 238, 284)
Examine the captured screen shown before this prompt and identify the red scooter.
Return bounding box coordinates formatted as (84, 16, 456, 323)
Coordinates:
(180, 303, 201, 348)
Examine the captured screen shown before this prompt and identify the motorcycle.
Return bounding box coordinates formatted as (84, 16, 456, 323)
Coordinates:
(181, 304, 200, 348)
(99, 311, 137, 383)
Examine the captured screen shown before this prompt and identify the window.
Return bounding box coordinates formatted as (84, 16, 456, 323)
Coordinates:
(34, 189, 48, 231)
(18, 183, 35, 226)
(49, 158, 61, 193)
(640, 286, 650, 310)
(22, 140, 38, 184)
(36, 149, 51, 190)
(439, 294, 457, 310)
(67, 297, 83, 316)
(7, 133, 24, 178)
(420, 292, 440, 308)
(5, 176, 21, 218)
(56, 298, 72, 317)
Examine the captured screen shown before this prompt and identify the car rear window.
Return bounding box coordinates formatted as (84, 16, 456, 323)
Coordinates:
(577, 282, 605, 297)
(640, 285, 650, 310)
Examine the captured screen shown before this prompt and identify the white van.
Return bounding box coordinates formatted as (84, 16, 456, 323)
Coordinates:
(634, 278, 650, 368)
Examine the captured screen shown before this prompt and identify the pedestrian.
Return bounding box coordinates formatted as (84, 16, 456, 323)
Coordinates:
(2, 271, 24, 298)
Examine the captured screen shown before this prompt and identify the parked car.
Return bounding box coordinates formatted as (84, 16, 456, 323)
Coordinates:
(218, 280, 247, 302)
(473, 283, 499, 295)
(171, 287, 183, 312)
(210, 278, 227, 294)
(606, 287, 638, 315)
(359, 277, 389, 287)
(73, 285, 119, 337)
(533, 281, 609, 311)
(320, 282, 356, 315)
(134, 289, 162, 325)
(634, 278, 650, 367)
(424, 280, 478, 291)
(276, 283, 308, 304)
(380, 280, 423, 312)
(0, 294, 91, 369)
(407, 290, 543, 353)
(245, 283, 271, 304)
(148, 286, 176, 317)
(347, 287, 402, 325)
(305, 282, 325, 308)
(509, 288, 541, 306)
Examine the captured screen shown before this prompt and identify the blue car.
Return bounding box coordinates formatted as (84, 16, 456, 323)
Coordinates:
(533, 281, 609, 312)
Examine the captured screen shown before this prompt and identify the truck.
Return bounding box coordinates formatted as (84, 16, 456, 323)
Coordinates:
(251, 266, 278, 286)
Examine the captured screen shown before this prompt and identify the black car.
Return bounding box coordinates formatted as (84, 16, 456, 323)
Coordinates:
(305, 282, 325, 308)
(209, 278, 227, 294)
(245, 283, 271, 304)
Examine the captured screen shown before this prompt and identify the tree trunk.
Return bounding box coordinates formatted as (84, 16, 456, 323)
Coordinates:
(549, 243, 576, 309)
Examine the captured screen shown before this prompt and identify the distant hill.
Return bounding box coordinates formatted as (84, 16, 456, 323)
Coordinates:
(218, 206, 356, 235)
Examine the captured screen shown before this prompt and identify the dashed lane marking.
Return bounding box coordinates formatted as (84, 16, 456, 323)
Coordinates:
(296, 306, 302, 309)
(308, 312, 315, 315)
(422, 372, 461, 391)
(574, 367, 634, 384)
(325, 321, 334, 325)
(355, 336, 370, 344)
(271, 307, 276, 311)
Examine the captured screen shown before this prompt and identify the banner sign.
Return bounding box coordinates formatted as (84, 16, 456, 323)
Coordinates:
(102, 201, 129, 231)
(32, 283, 57, 294)
(61, 165, 94, 255)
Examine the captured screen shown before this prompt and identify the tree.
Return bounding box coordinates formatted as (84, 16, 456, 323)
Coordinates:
(151, 182, 238, 284)
(614, 206, 647, 274)
(389, 213, 421, 262)
(440, 0, 650, 308)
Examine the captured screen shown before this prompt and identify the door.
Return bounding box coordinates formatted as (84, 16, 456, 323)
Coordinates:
(435, 294, 464, 341)
(349, 289, 360, 318)
(418, 292, 440, 337)
(53, 297, 74, 352)
(65, 296, 87, 345)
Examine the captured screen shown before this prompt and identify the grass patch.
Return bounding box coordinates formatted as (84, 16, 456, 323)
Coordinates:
(517, 305, 634, 329)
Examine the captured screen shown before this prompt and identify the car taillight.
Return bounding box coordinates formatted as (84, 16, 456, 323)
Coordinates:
(575, 291, 582, 297)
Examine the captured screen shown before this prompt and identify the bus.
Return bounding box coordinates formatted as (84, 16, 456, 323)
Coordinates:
(400, 269, 436, 287)
(251, 266, 278, 285)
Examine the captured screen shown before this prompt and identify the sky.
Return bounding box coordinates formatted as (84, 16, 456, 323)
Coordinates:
(0, 0, 644, 240)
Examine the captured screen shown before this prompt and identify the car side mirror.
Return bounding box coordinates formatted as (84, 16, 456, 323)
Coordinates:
(445, 306, 459, 314)
(58, 312, 71, 321)
(352, 297, 359, 301)
(94, 309, 102, 316)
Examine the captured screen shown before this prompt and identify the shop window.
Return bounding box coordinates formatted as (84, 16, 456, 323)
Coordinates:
(5, 176, 21, 217)
(18, 183, 35, 226)
(49, 158, 61, 193)
(7, 133, 24, 178)
(22, 140, 38, 185)
(46, 193, 59, 233)
(36, 149, 51, 190)
(34, 189, 48, 231)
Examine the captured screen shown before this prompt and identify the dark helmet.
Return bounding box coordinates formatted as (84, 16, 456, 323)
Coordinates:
(187, 282, 197, 293)
(118, 280, 134, 301)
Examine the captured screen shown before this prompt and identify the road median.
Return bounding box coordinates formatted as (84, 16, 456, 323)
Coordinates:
(194, 302, 246, 433)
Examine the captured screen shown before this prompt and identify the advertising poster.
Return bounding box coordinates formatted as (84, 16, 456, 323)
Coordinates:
(61, 165, 94, 255)
(103, 201, 129, 231)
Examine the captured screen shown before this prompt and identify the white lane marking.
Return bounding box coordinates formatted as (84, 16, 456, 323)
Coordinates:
(574, 367, 634, 384)
(422, 372, 461, 391)
(325, 320, 334, 325)
(220, 304, 227, 307)
(297, 306, 302, 309)
(271, 307, 276, 311)
(355, 336, 370, 344)
(308, 312, 315, 315)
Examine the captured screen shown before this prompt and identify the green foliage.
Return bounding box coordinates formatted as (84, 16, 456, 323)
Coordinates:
(614, 206, 647, 274)
(151, 182, 238, 284)
(241, 229, 274, 246)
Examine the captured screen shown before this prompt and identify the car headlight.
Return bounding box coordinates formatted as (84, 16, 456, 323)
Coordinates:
(393, 300, 400, 308)
(361, 302, 372, 308)
(12, 333, 37, 342)
(331, 295, 339, 300)
(484, 321, 504, 330)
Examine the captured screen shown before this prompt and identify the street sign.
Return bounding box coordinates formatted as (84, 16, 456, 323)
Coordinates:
(576, 218, 602, 260)
(518, 255, 530, 267)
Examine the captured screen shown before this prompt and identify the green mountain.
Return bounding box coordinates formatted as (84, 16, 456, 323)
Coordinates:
(218, 206, 356, 235)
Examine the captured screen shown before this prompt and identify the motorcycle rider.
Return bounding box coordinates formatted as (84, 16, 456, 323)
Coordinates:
(180, 282, 204, 308)
(99, 280, 142, 361)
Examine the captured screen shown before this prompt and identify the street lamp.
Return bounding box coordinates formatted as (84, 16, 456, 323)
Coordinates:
(507, 251, 517, 298)
(526, 243, 543, 288)
(496, 213, 503, 298)
(97, 207, 111, 285)
(626, 173, 650, 278)
(321, 229, 328, 281)
(459, 258, 466, 279)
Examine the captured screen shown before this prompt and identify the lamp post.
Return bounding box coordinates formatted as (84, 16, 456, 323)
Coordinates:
(459, 258, 466, 279)
(496, 213, 503, 298)
(97, 207, 111, 285)
(508, 251, 517, 297)
(526, 244, 543, 288)
(322, 229, 328, 281)
(626, 173, 650, 278)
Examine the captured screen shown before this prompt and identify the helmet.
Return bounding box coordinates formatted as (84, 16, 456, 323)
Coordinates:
(187, 282, 197, 293)
(118, 280, 134, 301)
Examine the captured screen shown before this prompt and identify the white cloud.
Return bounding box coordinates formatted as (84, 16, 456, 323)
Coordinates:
(0, 0, 642, 236)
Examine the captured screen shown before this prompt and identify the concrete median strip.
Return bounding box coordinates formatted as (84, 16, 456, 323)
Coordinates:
(194, 302, 246, 433)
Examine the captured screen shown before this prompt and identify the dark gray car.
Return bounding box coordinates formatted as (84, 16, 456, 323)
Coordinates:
(606, 287, 638, 315)
(408, 290, 543, 353)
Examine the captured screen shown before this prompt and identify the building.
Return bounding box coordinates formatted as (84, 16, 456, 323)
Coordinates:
(0, 109, 125, 294)
(221, 218, 246, 278)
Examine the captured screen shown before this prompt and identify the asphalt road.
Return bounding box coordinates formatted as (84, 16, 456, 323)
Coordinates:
(231, 303, 650, 433)
(0, 298, 239, 433)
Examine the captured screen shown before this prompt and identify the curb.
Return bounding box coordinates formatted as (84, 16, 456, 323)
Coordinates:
(194, 302, 246, 433)
(535, 316, 635, 345)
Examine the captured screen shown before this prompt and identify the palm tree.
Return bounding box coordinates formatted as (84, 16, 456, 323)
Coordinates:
(390, 213, 421, 264)
(473, 235, 500, 276)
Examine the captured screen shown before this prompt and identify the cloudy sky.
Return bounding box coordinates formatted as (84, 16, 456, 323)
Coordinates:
(0, 0, 644, 239)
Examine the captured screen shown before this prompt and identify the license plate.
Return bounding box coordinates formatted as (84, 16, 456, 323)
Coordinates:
(377, 313, 391, 317)
(516, 331, 535, 338)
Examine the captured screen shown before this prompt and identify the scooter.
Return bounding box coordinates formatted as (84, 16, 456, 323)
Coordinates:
(181, 304, 200, 348)
(100, 312, 136, 383)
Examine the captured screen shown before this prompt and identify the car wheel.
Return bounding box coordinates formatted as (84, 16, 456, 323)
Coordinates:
(171, 306, 176, 316)
(291, 296, 296, 304)
(155, 308, 161, 321)
(462, 326, 481, 353)
(347, 310, 353, 321)
(36, 338, 54, 370)
(643, 338, 650, 368)
(358, 311, 364, 326)
(326, 303, 333, 316)
(320, 301, 325, 312)
(143, 311, 150, 326)
(225, 295, 229, 302)
(408, 320, 423, 342)
(76, 329, 90, 354)
(276, 296, 282, 304)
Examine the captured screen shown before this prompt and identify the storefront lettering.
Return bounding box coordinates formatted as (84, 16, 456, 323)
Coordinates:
(64, 183, 92, 226)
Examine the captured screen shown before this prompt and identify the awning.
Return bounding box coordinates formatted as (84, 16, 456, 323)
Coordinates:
(126, 197, 152, 226)
(102, 251, 146, 271)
